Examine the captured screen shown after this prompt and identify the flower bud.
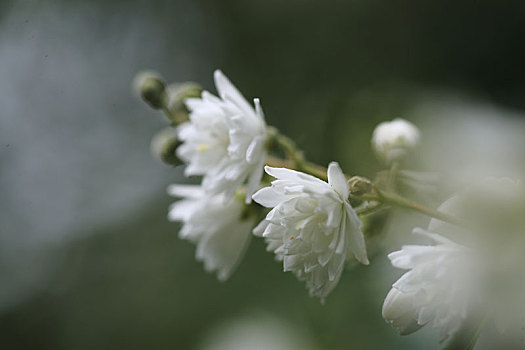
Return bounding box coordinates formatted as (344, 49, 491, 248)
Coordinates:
(371, 118, 420, 163)
(348, 176, 373, 196)
(166, 82, 202, 111)
(165, 82, 202, 124)
(133, 70, 167, 109)
(382, 288, 423, 335)
(150, 127, 183, 166)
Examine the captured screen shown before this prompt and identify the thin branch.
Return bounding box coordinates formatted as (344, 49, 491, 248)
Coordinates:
(374, 189, 467, 226)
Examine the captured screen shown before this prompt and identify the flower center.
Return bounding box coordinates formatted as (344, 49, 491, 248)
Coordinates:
(197, 143, 209, 152)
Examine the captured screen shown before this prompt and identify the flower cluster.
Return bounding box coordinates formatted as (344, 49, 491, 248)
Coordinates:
(136, 69, 525, 348)
(161, 70, 268, 280)
(135, 70, 371, 297)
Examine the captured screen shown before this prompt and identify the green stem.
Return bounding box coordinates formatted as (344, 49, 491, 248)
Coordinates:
(465, 316, 488, 350)
(266, 155, 328, 181)
(387, 161, 399, 191)
(274, 133, 306, 170)
(302, 161, 329, 181)
(374, 189, 467, 226)
(162, 106, 175, 122)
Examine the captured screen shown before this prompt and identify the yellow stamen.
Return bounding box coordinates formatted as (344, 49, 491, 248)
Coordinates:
(197, 144, 209, 152)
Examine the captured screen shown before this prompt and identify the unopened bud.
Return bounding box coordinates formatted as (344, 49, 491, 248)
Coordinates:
(371, 118, 420, 164)
(166, 82, 202, 124)
(382, 288, 423, 336)
(133, 70, 167, 109)
(348, 176, 373, 196)
(150, 127, 182, 166)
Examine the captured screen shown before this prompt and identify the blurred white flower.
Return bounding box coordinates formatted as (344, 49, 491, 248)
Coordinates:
(199, 313, 315, 350)
(460, 178, 525, 341)
(383, 228, 476, 342)
(177, 70, 267, 203)
(371, 118, 420, 163)
(410, 180, 525, 344)
(252, 162, 368, 300)
(168, 184, 255, 281)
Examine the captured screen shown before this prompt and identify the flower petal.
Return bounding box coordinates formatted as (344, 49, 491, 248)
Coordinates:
(345, 203, 369, 265)
(327, 162, 349, 199)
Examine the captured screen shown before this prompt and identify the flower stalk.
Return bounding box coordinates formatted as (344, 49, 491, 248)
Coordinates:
(372, 189, 467, 226)
(265, 154, 328, 181)
(387, 161, 399, 191)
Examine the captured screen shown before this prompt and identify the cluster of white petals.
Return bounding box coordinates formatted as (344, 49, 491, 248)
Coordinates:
(371, 118, 420, 163)
(168, 184, 255, 281)
(140, 73, 525, 348)
(252, 162, 368, 300)
(177, 70, 267, 203)
(140, 69, 525, 349)
(383, 228, 476, 342)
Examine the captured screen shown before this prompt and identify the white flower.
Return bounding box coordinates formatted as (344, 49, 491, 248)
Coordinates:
(252, 162, 369, 300)
(371, 118, 420, 163)
(168, 184, 255, 281)
(176, 70, 267, 203)
(383, 228, 475, 342)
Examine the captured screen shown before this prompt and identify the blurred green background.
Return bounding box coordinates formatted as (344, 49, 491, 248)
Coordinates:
(1, 0, 525, 349)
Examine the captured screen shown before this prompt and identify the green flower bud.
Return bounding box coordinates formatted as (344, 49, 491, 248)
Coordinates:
(133, 70, 167, 109)
(150, 127, 183, 166)
(165, 82, 202, 124)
